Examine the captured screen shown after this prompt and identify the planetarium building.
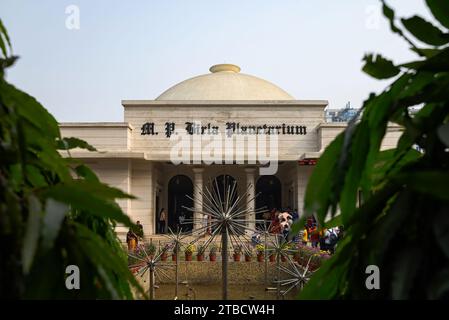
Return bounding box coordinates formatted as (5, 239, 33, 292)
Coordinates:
(60, 64, 401, 239)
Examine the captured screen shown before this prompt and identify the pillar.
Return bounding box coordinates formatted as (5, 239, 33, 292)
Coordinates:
(192, 167, 204, 231)
(245, 167, 256, 232)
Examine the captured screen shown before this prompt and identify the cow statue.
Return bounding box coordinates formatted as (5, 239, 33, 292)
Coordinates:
(278, 211, 293, 238)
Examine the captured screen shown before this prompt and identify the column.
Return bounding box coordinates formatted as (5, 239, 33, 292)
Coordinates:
(245, 167, 256, 232)
(192, 167, 204, 231)
(296, 164, 313, 218)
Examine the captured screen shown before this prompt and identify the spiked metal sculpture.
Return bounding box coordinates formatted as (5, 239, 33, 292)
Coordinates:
(164, 227, 191, 299)
(183, 176, 266, 300)
(128, 243, 174, 300)
(266, 234, 297, 299)
(275, 255, 315, 297)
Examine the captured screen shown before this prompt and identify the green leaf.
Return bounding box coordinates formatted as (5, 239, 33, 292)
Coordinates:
(44, 181, 134, 226)
(363, 54, 400, 79)
(426, 0, 449, 29)
(26, 165, 48, 188)
(396, 171, 449, 201)
(57, 137, 97, 152)
(401, 15, 449, 46)
(0, 81, 59, 139)
(299, 251, 350, 300)
(22, 195, 42, 274)
(74, 222, 146, 299)
(324, 214, 342, 229)
(304, 133, 344, 224)
(74, 164, 100, 182)
(416, 46, 449, 71)
(340, 122, 370, 223)
(411, 47, 440, 58)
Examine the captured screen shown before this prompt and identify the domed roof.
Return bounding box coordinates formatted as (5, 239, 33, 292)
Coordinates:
(156, 64, 294, 100)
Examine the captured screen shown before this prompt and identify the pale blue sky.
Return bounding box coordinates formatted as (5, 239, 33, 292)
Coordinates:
(0, 0, 432, 122)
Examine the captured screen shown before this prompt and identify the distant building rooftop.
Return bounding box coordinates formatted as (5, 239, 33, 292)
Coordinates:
(325, 102, 360, 123)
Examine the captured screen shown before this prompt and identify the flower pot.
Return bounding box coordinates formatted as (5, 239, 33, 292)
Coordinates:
(185, 253, 192, 261)
(197, 254, 204, 261)
(245, 255, 252, 262)
(209, 254, 217, 262)
(257, 254, 264, 262)
(161, 253, 168, 261)
(269, 254, 276, 262)
(233, 254, 241, 262)
(172, 254, 177, 262)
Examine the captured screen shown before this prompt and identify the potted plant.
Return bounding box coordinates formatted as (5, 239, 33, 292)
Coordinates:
(184, 244, 195, 261)
(196, 244, 206, 261)
(146, 242, 156, 259)
(244, 248, 253, 262)
(172, 244, 179, 261)
(280, 242, 291, 262)
(292, 248, 300, 262)
(233, 245, 242, 262)
(159, 243, 170, 261)
(209, 244, 218, 262)
(256, 244, 265, 262)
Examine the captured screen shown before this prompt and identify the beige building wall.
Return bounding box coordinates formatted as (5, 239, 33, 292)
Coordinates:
(58, 102, 403, 238)
(123, 101, 327, 161)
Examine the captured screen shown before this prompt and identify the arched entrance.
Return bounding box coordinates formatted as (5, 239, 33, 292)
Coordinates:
(167, 175, 193, 233)
(256, 175, 282, 225)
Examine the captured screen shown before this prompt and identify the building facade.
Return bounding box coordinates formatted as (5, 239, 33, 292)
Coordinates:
(59, 64, 402, 239)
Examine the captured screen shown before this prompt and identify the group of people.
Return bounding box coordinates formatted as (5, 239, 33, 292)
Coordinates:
(156, 208, 190, 234)
(301, 217, 342, 254)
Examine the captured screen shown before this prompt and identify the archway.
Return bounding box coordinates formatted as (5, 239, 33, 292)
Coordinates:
(256, 175, 282, 227)
(167, 175, 193, 233)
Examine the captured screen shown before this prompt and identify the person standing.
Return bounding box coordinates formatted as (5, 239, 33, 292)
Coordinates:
(324, 227, 338, 254)
(126, 228, 138, 252)
(158, 208, 167, 234)
(301, 227, 308, 246)
(309, 224, 319, 248)
(178, 211, 186, 232)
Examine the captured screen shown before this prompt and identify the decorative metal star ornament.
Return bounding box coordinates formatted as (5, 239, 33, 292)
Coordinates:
(128, 242, 174, 300)
(275, 256, 315, 296)
(182, 176, 266, 299)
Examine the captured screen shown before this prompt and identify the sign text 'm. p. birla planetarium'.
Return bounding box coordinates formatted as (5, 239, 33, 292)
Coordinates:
(141, 121, 307, 138)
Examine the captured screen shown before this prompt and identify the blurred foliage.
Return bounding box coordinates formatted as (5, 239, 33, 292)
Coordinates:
(298, 0, 449, 299)
(0, 19, 145, 299)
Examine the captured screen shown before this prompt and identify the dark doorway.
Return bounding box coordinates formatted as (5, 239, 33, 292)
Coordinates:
(168, 175, 193, 233)
(256, 175, 282, 224)
(212, 174, 243, 234)
(213, 174, 238, 210)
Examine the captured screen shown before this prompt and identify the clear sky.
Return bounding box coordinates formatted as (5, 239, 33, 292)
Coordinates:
(0, 0, 432, 122)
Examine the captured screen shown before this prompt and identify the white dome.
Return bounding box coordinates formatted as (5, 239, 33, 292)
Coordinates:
(156, 64, 294, 101)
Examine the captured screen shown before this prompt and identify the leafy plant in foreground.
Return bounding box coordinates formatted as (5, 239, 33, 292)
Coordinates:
(0, 19, 144, 299)
(297, 0, 449, 299)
